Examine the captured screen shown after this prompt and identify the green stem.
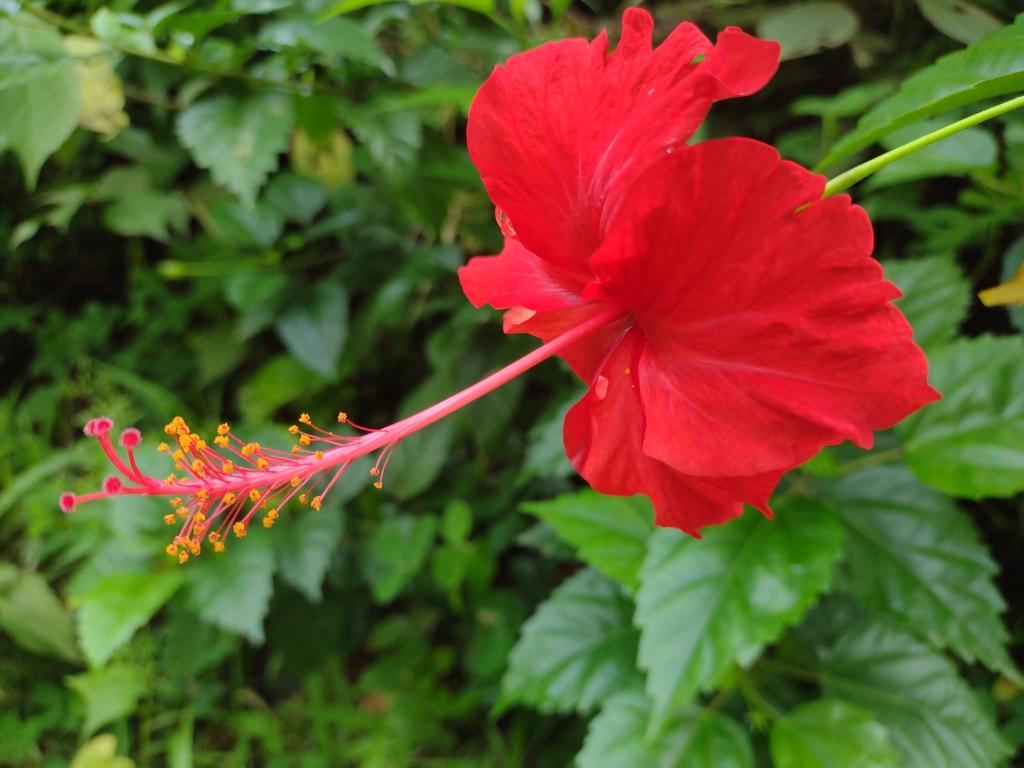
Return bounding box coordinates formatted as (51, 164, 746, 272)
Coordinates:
(823, 93, 1024, 198)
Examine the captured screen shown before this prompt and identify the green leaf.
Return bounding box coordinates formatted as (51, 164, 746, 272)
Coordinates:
(274, 282, 348, 377)
(185, 528, 276, 644)
(275, 502, 344, 603)
(520, 392, 579, 483)
(258, 18, 395, 74)
(883, 253, 970, 351)
(576, 691, 754, 768)
(822, 15, 1024, 166)
(866, 122, 997, 188)
(0, 564, 80, 662)
(441, 499, 473, 544)
(383, 376, 456, 499)
(237, 354, 326, 423)
(999, 235, 1024, 331)
(78, 570, 184, 667)
(520, 489, 653, 591)
(0, 17, 81, 189)
(363, 514, 438, 604)
(265, 173, 326, 224)
(820, 619, 1011, 768)
(176, 94, 294, 204)
(498, 568, 642, 715)
(204, 199, 283, 249)
(898, 335, 1024, 498)
(69, 734, 135, 768)
(770, 699, 899, 768)
(66, 664, 147, 737)
(825, 465, 1019, 682)
(320, 0, 494, 18)
(635, 499, 844, 731)
(756, 2, 860, 61)
(915, 0, 1004, 46)
(103, 191, 190, 242)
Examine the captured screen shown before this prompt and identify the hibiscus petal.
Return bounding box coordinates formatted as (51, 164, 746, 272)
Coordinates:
(698, 27, 781, 99)
(563, 326, 783, 535)
(467, 9, 776, 282)
(587, 138, 940, 478)
(459, 238, 588, 312)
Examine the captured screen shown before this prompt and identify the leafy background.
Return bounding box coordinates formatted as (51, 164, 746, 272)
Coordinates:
(1, 0, 1024, 765)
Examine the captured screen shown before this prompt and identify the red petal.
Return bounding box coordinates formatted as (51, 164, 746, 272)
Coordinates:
(587, 139, 939, 478)
(467, 9, 775, 283)
(458, 237, 589, 312)
(563, 326, 783, 535)
(698, 27, 780, 99)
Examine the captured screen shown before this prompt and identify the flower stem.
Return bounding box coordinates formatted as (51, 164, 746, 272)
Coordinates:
(822, 92, 1024, 198)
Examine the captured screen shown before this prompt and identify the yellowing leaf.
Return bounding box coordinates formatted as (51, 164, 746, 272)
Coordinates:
(70, 734, 135, 768)
(978, 263, 1024, 306)
(290, 128, 354, 190)
(64, 36, 128, 139)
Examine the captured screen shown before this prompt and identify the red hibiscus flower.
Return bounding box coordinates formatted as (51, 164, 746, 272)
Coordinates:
(460, 11, 940, 534)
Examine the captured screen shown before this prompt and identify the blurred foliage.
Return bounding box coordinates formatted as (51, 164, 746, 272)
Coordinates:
(1, 0, 1024, 765)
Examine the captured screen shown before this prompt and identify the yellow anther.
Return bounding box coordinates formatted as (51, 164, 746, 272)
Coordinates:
(192, 458, 205, 470)
(170, 497, 182, 507)
(166, 544, 177, 555)
(299, 494, 308, 504)
(263, 517, 274, 528)
(373, 481, 383, 489)
(299, 413, 311, 425)
(257, 458, 269, 469)
(289, 425, 299, 434)
(176, 425, 190, 437)
(214, 541, 225, 552)
(249, 488, 261, 502)
(158, 442, 169, 452)
(217, 423, 230, 435)
(242, 442, 260, 456)
(223, 492, 236, 505)
(310, 496, 322, 510)
(175, 463, 185, 471)
(268, 508, 278, 519)
(197, 488, 209, 500)
(179, 435, 191, 449)
(299, 434, 311, 446)
(172, 416, 185, 427)
(233, 523, 246, 538)
(625, 367, 630, 374)
(194, 512, 206, 523)
(164, 514, 176, 525)
(195, 439, 207, 451)
(290, 476, 301, 487)
(189, 540, 200, 555)
(166, 475, 178, 485)
(369, 467, 379, 476)
(291, 445, 300, 454)
(222, 461, 234, 474)
(337, 412, 347, 423)
(315, 451, 324, 461)
(177, 508, 188, 517)
(164, 423, 176, 435)
(173, 450, 185, 462)
(179, 551, 189, 564)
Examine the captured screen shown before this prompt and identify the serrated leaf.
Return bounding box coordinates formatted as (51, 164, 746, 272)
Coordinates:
(825, 465, 1019, 682)
(576, 690, 753, 768)
(258, 17, 395, 74)
(883, 253, 970, 350)
(898, 335, 1024, 498)
(103, 191, 190, 242)
(78, 570, 183, 667)
(636, 499, 844, 731)
(185, 529, 276, 644)
(498, 568, 642, 715)
(275, 282, 348, 377)
(362, 514, 437, 604)
(822, 15, 1024, 166)
(820, 619, 1011, 768)
(0, 17, 81, 189)
(204, 199, 283, 249)
(66, 664, 147, 737)
(265, 172, 325, 224)
(520, 489, 653, 591)
(770, 699, 899, 768)
(275, 503, 344, 603)
(176, 93, 293, 204)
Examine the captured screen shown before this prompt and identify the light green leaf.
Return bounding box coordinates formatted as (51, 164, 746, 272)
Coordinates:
(825, 465, 1019, 682)
(441, 499, 473, 544)
(820, 619, 1011, 768)
(822, 15, 1024, 166)
(275, 282, 348, 377)
(69, 734, 135, 768)
(498, 568, 642, 715)
(66, 664, 147, 737)
(898, 335, 1024, 498)
(258, 18, 395, 74)
(636, 499, 844, 731)
(78, 571, 184, 667)
(576, 690, 753, 768)
(320, 0, 494, 18)
(275, 502, 344, 603)
(185, 528, 276, 644)
(883, 253, 970, 350)
(0, 17, 80, 189)
(520, 489, 653, 591)
(792, 82, 896, 118)
(103, 191, 190, 242)
(363, 514, 438, 604)
(770, 699, 899, 768)
(176, 93, 293, 204)
(916, 0, 1004, 45)
(757, 2, 859, 61)
(265, 173, 325, 224)
(237, 354, 327, 423)
(203, 199, 283, 249)
(866, 121, 997, 188)
(0, 564, 80, 662)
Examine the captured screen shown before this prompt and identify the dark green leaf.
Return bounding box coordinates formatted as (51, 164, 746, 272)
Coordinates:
(0, 564, 80, 662)
(363, 514, 438, 604)
(883, 253, 970, 350)
(78, 570, 184, 667)
(103, 191, 190, 242)
(866, 122, 997, 188)
(176, 94, 293, 204)
(822, 16, 1024, 165)
(636, 499, 844, 730)
(770, 699, 899, 768)
(204, 199, 283, 249)
(521, 489, 653, 591)
(498, 568, 642, 715)
(576, 691, 753, 768)
(820, 619, 1011, 768)
(258, 18, 395, 74)
(275, 503, 344, 603)
(66, 664, 147, 737)
(275, 282, 348, 377)
(756, 2, 859, 61)
(898, 335, 1024, 498)
(265, 172, 326, 224)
